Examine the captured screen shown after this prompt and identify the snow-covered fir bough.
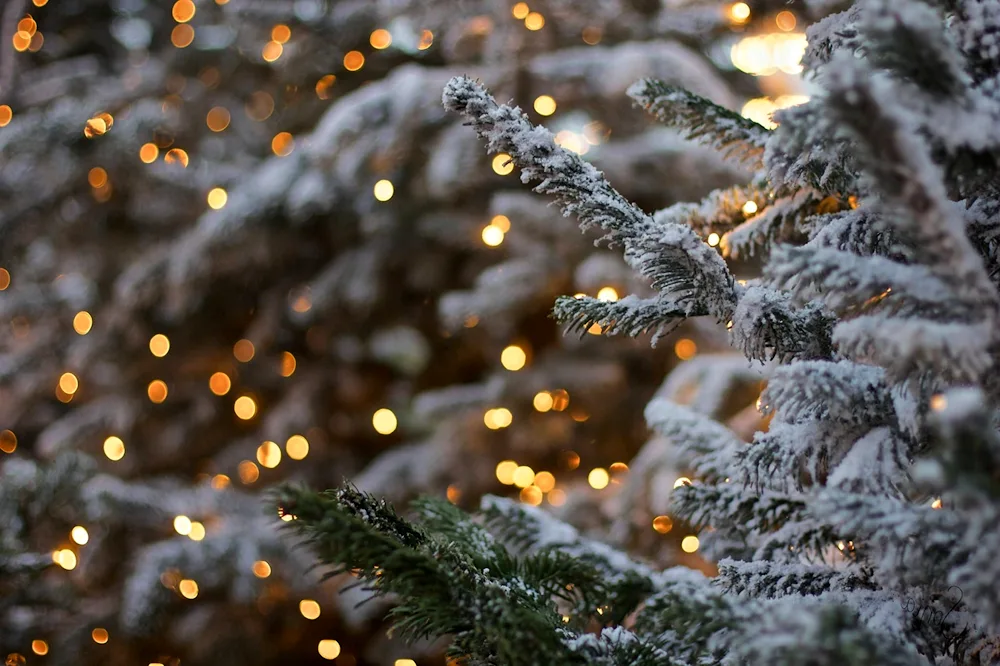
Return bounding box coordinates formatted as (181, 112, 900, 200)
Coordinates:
(279, 0, 1000, 663)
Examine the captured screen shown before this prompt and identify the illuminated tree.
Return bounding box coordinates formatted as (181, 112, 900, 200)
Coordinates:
(281, 0, 1000, 664)
(0, 0, 762, 664)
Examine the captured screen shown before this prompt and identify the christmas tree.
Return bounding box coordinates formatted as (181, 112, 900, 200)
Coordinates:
(0, 1, 755, 664)
(280, 0, 1000, 663)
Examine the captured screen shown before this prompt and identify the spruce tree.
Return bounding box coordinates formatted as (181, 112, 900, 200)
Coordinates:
(280, 0, 1000, 663)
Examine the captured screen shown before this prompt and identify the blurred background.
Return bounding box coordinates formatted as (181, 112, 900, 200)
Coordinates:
(0, 0, 821, 664)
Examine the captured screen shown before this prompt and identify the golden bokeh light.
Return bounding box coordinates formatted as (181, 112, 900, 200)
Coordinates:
(315, 74, 337, 99)
(524, 12, 545, 30)
(173, 515, 192, 536)
(372, 408, 397, 435)
(280, 351, 297, 377)
(482, 225, 505, 246)
(370, 28, 392, 49)
(597, 286, 618, 302)
(209, 372, 231, 396)
(104, 436, 125, 461)
(520, 485, 543, 506)
(84, 116, 109, 138)
(551, 389, 570, 411)
(0, 267, 9, 290)
(252, 560, 272, 578)
(730, 2, 750, 23)
(742, 200, 758, 215)
(512, 465, 535, 488)
(178, 579, 199, 599)
(930, 394, 948, 411)
(534, 471, 555, 493)
(189, 521, 206, 541)
(548, 488, 567, 506)
(286, 434, 309, 460)
(300, 599, 321, 619)
(256, 441, 281, 468)
(92, 628, 109, 644)
(652, 515, 673, 534)
(373, 179, 394, 201)
(171, 24, 195, 48)
(54, 549, 77, 570)
(88, 167, 108, 188)
(512, 2, 529, 19)
(233, 338, 255, 362)
(417, 29, 433, 50)
(246, 91, 275, 121)
(707, 232, 721, 247)
(484, 407, 513, 430)
(149, 333, 170, 357)
(172, 0, 196, 22)
(59, 372, 79, 395)
(206, 106, 231, 132)
(0, 430, 16, 454)
(533, 95, 556, 116)
(234, 395, 257, 420)
(207, 187, 228, 210)
(491, 153, 513, 175)
(272, 24, 292, 43)
(262, 41, 283, 62)
(73, 311, 93, 335)
(31, 641, 47, 656)
(0, 105, 12, 127)
(500, 345, 527, 371)
(681, 535, 700, 553)
(495, 460, 517, 485)
(447, 485, 462, 503)
(211, 474, 231, 490)
(164, 148, 190, 167)
(674, 338, 697, 360)
(673, 476, 692, 488)
(343, 50, 365, 71)
(318, 640, 341, 660)
(238, 460, 260, 483)
(71, 526, 89, 545)
(775, 10, 797, 31)
(272, 132, 294, 156)
(582, 26, 602, 45)
(140, 142, 159, 163)
(490, 214, 511, 232)
(533, 391, 553, 412)
(588, 467, 610, 490)
(147, 380, 168, 404)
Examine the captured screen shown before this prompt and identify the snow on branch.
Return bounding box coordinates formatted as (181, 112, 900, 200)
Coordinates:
(627, 79, 770, 170)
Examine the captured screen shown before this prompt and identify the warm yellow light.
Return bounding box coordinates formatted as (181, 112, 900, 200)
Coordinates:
(84, 114, 112, 138)
(495, 460, 517, 485)
(257, 441, 282, 468)
(54, 549, 77, 570)
(742, 200, 758, 215)
(512, 2, 530, 19)
(674, 476, 692, 488)
(653, 515, 673, 534)
(173, 515, 192, 536)
(512, 465, 535, 488)
(395, 660, 417, 666)
(596, 286, 618, 302)
(149, 333, 170, 357)
(262, 40, 284, 62)
(775, 10, 797, 31)
(280, 351, 297, 377)
(238, 460, 260, 483)
(482, 225, 505, 247)
(730, 2, 750, 23)
(492, 153, 514, 175)
(0, 429, 16, 454)
(209, 372, 231, 396)
(0, 105, 11, 127)
(548, 488, 567, 506)
(500, 345, 527, 371)
(932, 498, 943, 509)
(417, 29, 433, 50)
(206, 106, 231, 132)
(551, 389, 570, 411)
(315, 74, 337, 99)
(707, 232, 721, 247)
(73, 311, 93, 335)
(490, 214, 511, 232)
(178, 579, 199, 599)
(681, 535, 700, 553)
(204, 187, 229, 210)
(0, 267, 9, 290)
(234, 395, 257, 420)
(171, 23, 195, 47)
(59, 372, 79, 395)
(373, 408, 398, 434)
(533, 95, 556, 116)
(373, 179, 394, 201)
(103, 436, 125, 461)
(147, 379, 168, 404)
(930, 394, 947, 411)
(370, 28, 392, 49)
(485, 407, 513, 429)
(446, 485, 462, 503)
(520, 485, 543, 506)
(31, 641, 48, 656)
(272, 24, 292, 43)
(139, 142, 159, 163)
(524, 12, 545, 30)
(588, 468, 610, 490)
(533, 471, 555, 493)
(92, 628, 109, 644)
(300, 599, 321, 619)
(533, 391, 553, 412)
(252, 560, 272, 578)
(286, 434, 309, 460)
(88, 166, 108, 188)
(272, 132, 295, 157)
(343, 50, 365, 71)
(172, 0, 196, 22)
(71, 526, 89, 545)
(188, 521, 206, 541)
(211, 474, 230, 490)
(318, 640, 341, 660)
(674, 338, 697, 360)
(233, 339, 255, 362)
(164, 147, 189, 167)
(588, 322, 602, 335)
